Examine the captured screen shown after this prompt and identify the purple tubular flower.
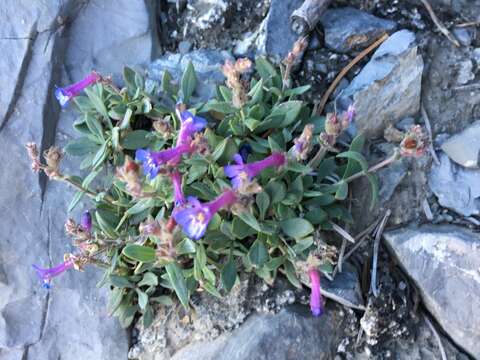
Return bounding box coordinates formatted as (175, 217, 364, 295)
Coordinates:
(176, 110, 207, 146)
(55, 71, 100, 107)
(346, 104, 356, 124)
(224, 152, 286, 189)
(170, 171, 185, 206)
(80, 210, 92, 232)
(136, 143, 191, 179)
(173, 190, 237, 240)
(32, 260, 74, 289)
(308, 267, 324, 317)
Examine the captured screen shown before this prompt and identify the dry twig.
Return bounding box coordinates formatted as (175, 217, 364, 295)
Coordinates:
(421, 104, 440, 165)
(329, 221, 356, 243)
(370, 209, 391, 297)
(316, 33, 389, 115)
(420, 0, 460, 47)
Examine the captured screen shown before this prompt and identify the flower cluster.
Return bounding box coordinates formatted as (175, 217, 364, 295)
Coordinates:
(222, 58, 252, 108)
(27, 56, 431, 326)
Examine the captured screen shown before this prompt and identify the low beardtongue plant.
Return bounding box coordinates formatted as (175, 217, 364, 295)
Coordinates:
(26, 42, 427, 327)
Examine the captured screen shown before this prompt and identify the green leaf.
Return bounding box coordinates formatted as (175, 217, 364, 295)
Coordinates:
(202, 100, 237, 114)
(265, 181, 286, 204)
(221, 259, 237, 292)
(280, 218, 314, 240)
(284, 84, 311, 97)
(335, 181, 348, 200)
(237, 211, 262, 232)
(248, 239, 268, 267)
(304, 208, 328, 225)
(284, 261, 302, 289)
(232, 217, 257, 239)
(256, 192, 270, 220)
(91, 142, 109, 170)
(119, 107, 133, 129)
(109, 275, 134, 288)
(95, 209, 119, 238)
(212, 138, 228, 161)
(123, 67, 136, 91)
(143, 305, 154, 328)
(162, 70, 173, 94)
(181, 61, 196, 103)
(122, 130, 151, 150)
(165, 263, 189, 308)
(337, 151, 368, 173)
(84, 86, 109, 120)
(151, 295, 174, 306)
(195, 243, 207, 268)
(68, 191, 84, 212)
(126, 198, 155, 215)
(138, 272, 158, 287)
(342, 134, 366, 178)
(248, 78, 264, 104)
(136, 289, 148, 310)
(366, 173, 379, 210)
(255, 57, 278, 83)
(107, 287, 124, 314)
(176, 238, 197, 255)
(203, 281, 222, 298)
(122, 245, 156, 263)
(64, 137, 100, 156)
(85, 114, 104, 140)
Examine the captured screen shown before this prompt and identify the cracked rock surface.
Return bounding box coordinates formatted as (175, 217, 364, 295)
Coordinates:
(0, 1, 160, 359)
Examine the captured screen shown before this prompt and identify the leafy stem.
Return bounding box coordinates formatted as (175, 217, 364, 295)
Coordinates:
(59, 175, 116, 206)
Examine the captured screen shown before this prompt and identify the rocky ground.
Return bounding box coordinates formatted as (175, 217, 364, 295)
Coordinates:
(1, 0, 479, 359)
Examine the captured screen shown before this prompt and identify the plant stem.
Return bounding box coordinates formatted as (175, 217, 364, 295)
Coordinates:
(60, 176, 116, 206)
(308, 146, 327, 168)
(342, 152, 399, 184)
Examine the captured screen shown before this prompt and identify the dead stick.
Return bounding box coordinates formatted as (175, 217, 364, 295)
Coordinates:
(316, 33, 389, 115)
(291, 0, 333, 34)
(421, 104, 440, 165)
(370, 209, 391, 297)
(420, 0, 460, 47)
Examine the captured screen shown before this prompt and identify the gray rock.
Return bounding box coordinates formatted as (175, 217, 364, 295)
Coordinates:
(384, 225, 480, 359)
(185, 0, 229, 31)
(441, 121, 480, 168)
(320, 263, 364, 310)
(171, 305, 351, 360)
(147, 50, 233, 102)
(262, 0, 304, 60)
(320, 7, 397, 54)
(378, 160, 409, 203)
(0, 0, 161, 358)
(429, 153, 480, 216)
(456, 60, 474, 85)
(452, 27, 472, 47)
(395, 117, 415, 131)
(473, 48, 480, 66)
(338, 30, 423, 138)
(65, 0, 158, 80)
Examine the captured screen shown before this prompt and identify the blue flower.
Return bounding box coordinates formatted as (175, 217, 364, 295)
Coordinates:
(81, 211, 92, 232)
(135, 143, 191, 179)
(173, 190, 237, 240)
(176, 110, 207, 146)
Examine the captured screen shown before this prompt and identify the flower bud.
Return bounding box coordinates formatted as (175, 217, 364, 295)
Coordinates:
(43, 146, 63, 178)
(399, 125, 428, 158)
